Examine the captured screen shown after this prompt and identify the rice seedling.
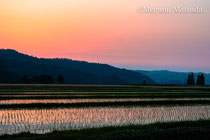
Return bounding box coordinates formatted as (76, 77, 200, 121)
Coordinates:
(0, 106, 210, 135)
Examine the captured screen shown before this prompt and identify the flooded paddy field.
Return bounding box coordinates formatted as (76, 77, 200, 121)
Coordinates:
(0, 85, 210, 136)
(0, 106, 210, 135)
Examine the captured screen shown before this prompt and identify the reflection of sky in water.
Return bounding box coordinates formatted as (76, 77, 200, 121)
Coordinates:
(0, 106, 210, 135)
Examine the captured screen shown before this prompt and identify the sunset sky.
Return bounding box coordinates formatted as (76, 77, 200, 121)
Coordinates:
(0, 0, 209, 73)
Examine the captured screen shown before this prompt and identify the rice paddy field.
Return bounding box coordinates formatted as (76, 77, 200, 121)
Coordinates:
(0, 84, 210, 139)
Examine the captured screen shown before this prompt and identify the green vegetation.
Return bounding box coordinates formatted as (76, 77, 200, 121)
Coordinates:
(1, 100, 210, 109)
(0, 85, 210, 101)
(1, 120, 210, 140)
(0, 85, 210, 108)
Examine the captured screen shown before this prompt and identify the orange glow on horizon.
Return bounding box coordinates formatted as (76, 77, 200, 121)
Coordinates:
(0, 0, 210, 72)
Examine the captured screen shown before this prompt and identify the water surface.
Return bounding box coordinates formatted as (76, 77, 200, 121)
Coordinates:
(0, 106, 210, 135)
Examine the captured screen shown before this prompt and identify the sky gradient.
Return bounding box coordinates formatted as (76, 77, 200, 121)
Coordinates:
(0, 0, 210, 73)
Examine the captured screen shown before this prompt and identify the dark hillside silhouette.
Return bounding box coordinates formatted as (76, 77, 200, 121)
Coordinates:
(142, 80, 146, 85)
(0, 49, 154, 84)
(21, 75, 30, 83)
(136, 70, 210, 85)
(57, 74, 65, 84)
(0, 59, 20, 83)
(21, 75, 54, 84)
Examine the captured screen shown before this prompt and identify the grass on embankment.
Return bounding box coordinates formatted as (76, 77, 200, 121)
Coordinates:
(1, 100, 210, 109)
(1, 94, 210, 100)
(1, 120, 210, 140)
(0, 84, 210, 92)
(1, 85, 210, 100)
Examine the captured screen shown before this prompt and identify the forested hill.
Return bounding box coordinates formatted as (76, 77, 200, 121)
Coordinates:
(0, 49, 154, 84)
(136, 70, 210, 85)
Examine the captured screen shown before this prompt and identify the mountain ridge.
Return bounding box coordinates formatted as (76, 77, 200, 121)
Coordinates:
(0, 49, 154, 84)
(136, 70, 210, 85)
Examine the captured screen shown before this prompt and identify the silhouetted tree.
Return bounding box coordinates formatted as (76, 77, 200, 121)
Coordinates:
(57, 74, 65, 84)
(196, 73, 205, 86)
(196, 75, 201, 85)
(187, 74, 191, 85)
(187, 73, 195, 85)
(201, 73, 205, 85)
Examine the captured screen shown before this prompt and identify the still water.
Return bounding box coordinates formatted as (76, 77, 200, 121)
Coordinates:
(0, 106, 210, 135)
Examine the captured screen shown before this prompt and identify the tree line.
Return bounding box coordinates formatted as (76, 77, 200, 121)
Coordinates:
(17, 72, 206, 85)
(187, 73, 205, 85)
(21, 74, 65, 84)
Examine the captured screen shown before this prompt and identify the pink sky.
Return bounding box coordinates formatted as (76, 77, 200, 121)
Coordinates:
(0, 0, 210, 72)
